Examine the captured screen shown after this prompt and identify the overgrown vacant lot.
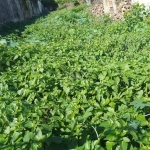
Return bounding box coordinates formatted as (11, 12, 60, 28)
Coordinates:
(0, 4, 150, 150)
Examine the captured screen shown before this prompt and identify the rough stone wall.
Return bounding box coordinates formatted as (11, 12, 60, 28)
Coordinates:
(0, 0, 43, 24)
(102, 0, 131, 14)
(89, 0, 131, 18)
(92, 0, 149, 15)
(89, 0, 150, 19)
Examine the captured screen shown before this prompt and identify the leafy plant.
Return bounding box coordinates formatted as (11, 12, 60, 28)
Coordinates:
(0, 4, 150, 150)
(124, 3, 150, 31)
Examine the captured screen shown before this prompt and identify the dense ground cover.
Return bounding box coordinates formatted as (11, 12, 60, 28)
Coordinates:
(0, 4, 150, 150)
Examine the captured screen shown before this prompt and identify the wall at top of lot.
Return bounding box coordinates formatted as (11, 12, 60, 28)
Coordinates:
(0, 0, 44, 24)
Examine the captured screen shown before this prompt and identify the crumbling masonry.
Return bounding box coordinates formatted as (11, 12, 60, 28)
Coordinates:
(89, 0, 132, 19)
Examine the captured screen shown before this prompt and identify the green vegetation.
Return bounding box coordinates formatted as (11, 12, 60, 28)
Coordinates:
(0, 4, 150, 150)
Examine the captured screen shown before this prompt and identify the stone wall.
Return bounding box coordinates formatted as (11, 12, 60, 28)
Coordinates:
(89, 0, 131, 19)
(89, 0, 150, 19)
(102, 0, 150, 14)
(102, 0, 131, 14)
(0, 0, 43, 24)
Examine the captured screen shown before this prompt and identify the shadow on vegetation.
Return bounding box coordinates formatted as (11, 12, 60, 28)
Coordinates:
(39, 126, 109, 150)
(0, 0, 59, 37)
(39, 127, 140, 150)
(0, 12, 52, 37)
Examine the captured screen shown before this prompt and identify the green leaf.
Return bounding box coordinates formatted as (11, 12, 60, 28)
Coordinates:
(42, 124, 53, 131)
(8, 41, 18, 47)
(137, 90, 143, 98)
(0, 134, 6, 144)
(86, 106, 93, 112)
(107, 107, 114, 113)
(115, 77, 120, 85)
(23, 131, 31, 142)
(105, 134, 118, 141)
(83, 112, 92, 120)
(99, 74, 105, 81)
(130, 100, 148, 111)
(31, 143, 39, 149)
(13, 55, 19, 60)
(136, 114, 148, 126)
(74, 145, 85, 150)
(35, 127, 43, 141)
(129, 121, 139, 130)
(63, 86, 70, 95)
(129, 130, 138, 140)
(114, 120, 121, 127)
(123, 76, 129, 85)
(101, 121, 111, 128)
(96, 90, 101, 101)
(106, 141, 115, 150)
(91, 139, 100, 149)
(12, 132, 21, 142)
(0, 39, 7, 45)
(121, 141, 128, 150)
(24, 121, 34, 128)
(123, 137, 130, 142)
(84, 140, 91, 150)
(4, 126, 10, 134)
(130, 144, 138, 150)
(124, 64, 130, 71)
